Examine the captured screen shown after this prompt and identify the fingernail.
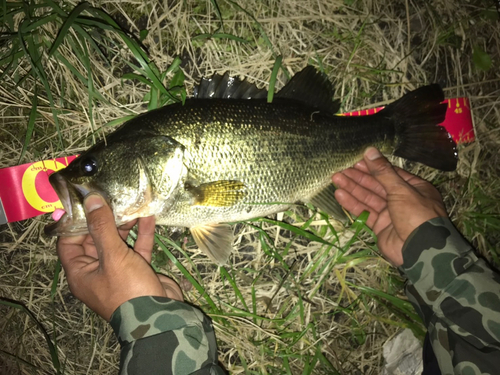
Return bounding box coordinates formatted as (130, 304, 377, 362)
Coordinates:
(331, 174, 340, 187)
(84, 194, 105, 213)
(365, 147, 382, 161)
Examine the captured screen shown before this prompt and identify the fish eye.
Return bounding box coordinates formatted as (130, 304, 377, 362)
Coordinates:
(80, 157, 98, 176)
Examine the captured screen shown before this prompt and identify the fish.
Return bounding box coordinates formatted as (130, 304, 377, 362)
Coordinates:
(45, 66, 457, 264)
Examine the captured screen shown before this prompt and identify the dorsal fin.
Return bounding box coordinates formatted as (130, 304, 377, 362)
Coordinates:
(276, 66, 340, 113)
(193, 66, 339, 113)
(194, 72, 268, 99)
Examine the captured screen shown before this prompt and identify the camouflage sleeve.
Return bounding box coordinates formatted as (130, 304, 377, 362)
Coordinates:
(401, 217, 500, 374)
(109, 296, 226, 375)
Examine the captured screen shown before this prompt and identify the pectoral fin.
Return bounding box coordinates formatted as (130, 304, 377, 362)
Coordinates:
(185, 180, 246, 207)
(307, 183, 348, 220)
(191, 224, 233, 265)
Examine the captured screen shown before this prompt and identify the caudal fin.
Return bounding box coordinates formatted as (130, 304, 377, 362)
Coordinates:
(380, 84, 458, 171)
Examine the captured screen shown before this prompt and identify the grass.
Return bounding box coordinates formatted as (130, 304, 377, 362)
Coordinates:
(1, 0, 500, 374)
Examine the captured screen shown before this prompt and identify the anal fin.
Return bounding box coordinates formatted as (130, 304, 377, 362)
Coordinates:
(191, 224, 233, 265)
(307, 184, 348, 220)
(186, 180, 246, 207)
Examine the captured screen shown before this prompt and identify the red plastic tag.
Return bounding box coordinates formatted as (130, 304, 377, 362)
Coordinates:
(0, 98, 474, 225)
(0, 156, 78, 224)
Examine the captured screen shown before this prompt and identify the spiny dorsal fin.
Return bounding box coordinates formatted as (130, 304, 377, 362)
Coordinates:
(194, 72, 268, 99)
(306, 183, 348, 220)
(276, 66, 340, 113)
(191, 224, 233, 265)
(185, 180, 246, 207)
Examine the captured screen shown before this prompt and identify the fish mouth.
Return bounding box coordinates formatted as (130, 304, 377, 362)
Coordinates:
(44, 173, 90, 237)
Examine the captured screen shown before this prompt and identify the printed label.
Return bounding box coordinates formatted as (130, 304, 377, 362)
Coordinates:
(0, 156, 78, 223)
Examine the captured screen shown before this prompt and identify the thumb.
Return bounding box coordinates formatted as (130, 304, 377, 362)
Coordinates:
(363, 147, 407, 193)
(84, 193, 123, 258)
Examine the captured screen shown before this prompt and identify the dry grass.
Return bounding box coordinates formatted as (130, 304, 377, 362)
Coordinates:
(1, 0, 499, 374)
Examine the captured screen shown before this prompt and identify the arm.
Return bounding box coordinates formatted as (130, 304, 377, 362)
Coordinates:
(402, 217, 500, 374)
(110, 296, 224, 375)
(333, 147, 500, 374)
(56, 194, 226, 374)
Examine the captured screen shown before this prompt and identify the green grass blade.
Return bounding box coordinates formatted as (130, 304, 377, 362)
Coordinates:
(44, 0, 109, 64)
(50, 259, 61, 302)
(45, 43, 109, 105)
(122, 72, 154, 87)
(18, 88, 37, 163)
(79, 35, 97, 142)
(148, 87, 159, 110)
(225, 1, 275, 56)
(0, 349, 38, 370)
(247, 224, 289, 268)
(83, 9, 171, 96)
(302, 344, 321, 375)
(18, 22, 63, 149)
(251, 285, 257, 325)
(163, 56, 182, 76)
(1, 1, 7, 26)
(268, 55, 282, 103)
(209, 0, 223, 34)
(316, 350, 340, 374)
(154, 235, 220, 314)
(21, 13, 59, 33)
(348, 284, 421, 321)
(0, 298, 61, 373)
(225, 0, 290, 80)
(282, 357, 293, 375)
(220, 267, 249, 310)
(340, 211, 374, 253)
(250, 217, 334, 246)
(0, 46, 24, 68)
(48, 3, 90, 57)
(102, 114, 135, 128)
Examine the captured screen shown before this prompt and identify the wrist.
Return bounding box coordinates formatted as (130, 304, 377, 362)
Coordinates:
(400, 217, 475, 288)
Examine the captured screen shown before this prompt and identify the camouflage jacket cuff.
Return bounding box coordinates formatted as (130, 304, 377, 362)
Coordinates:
(109, 296, 213, 346)
(400, 217, 477, 291)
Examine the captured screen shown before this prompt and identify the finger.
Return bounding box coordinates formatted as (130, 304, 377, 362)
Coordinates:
(363, 147, 408, 193)
(332, 172, 387, 213)
(118, 219, 138, 241)
(372, 209, 392, 236)
(157, 274, 184, 302)
(394, 168, 441, 198)
(82, 234, 99, 259)
(341, 167, 388, 200)
(353, 160, 369, 173)
(134, 216, 156, 263)
(392, 167, 439, 197)
(334, 189, 379, 228)
(84, 193, 125, 260)
(56, 235, 87, 270)
(394, 167, 419, 183)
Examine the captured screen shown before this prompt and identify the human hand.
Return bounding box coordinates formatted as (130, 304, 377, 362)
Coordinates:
(332, 147, 448, 267)
(56, 193, 183, 321)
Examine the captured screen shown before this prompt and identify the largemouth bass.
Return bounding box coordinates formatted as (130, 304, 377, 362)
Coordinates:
(45, 67, 457, 264)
